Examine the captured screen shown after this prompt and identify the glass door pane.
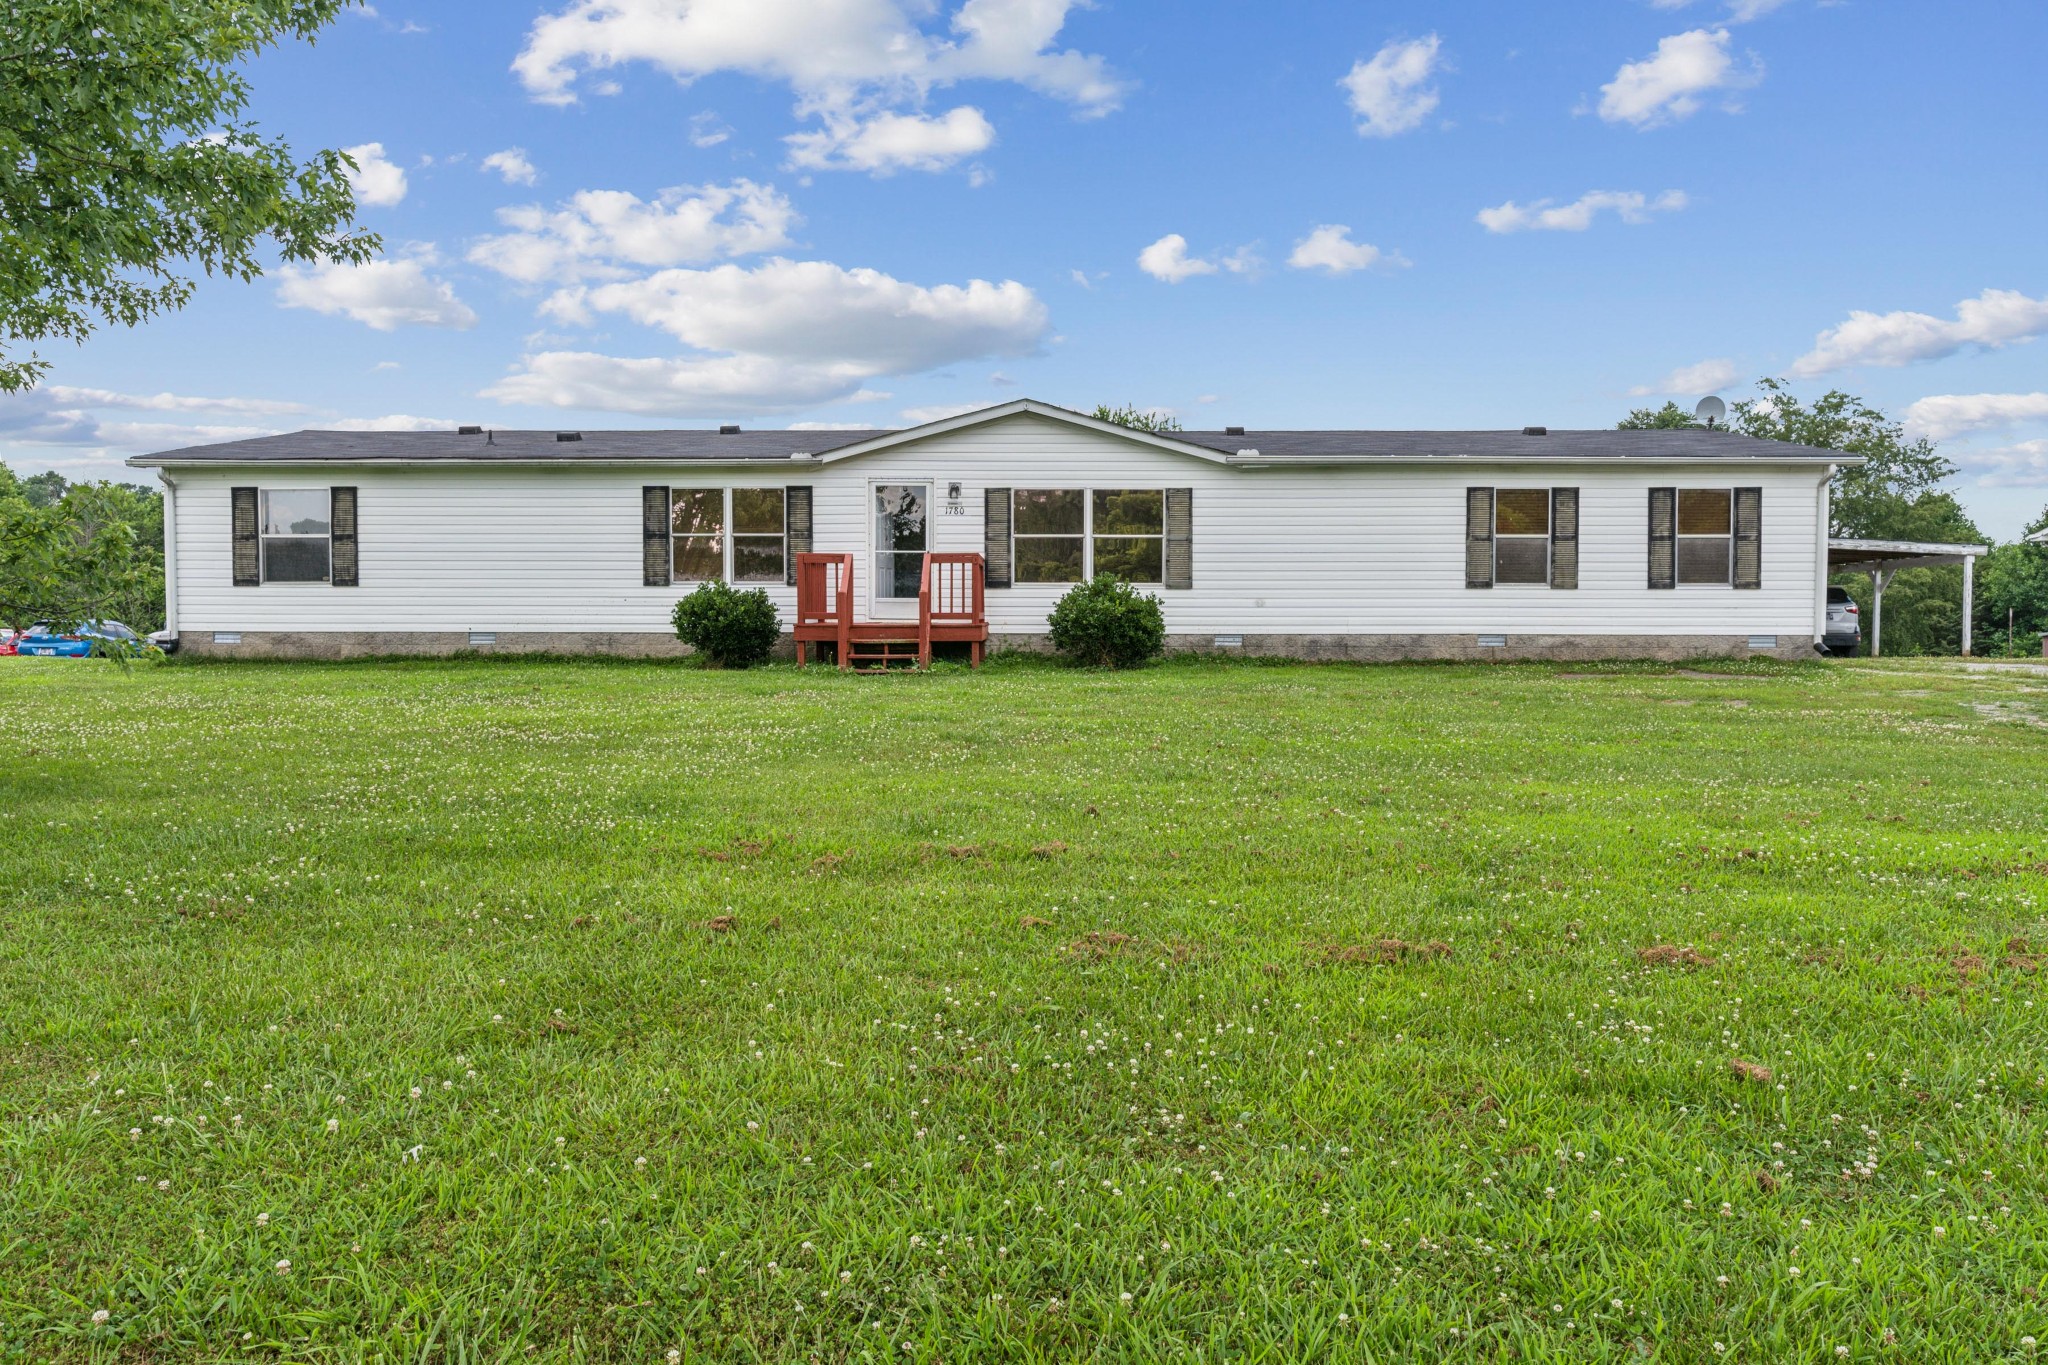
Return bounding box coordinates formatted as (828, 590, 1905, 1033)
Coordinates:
(873, 483, 929, 599)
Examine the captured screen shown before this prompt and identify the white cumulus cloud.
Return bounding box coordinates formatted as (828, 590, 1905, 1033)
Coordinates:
(1903, 392, 2048, 442)
(1598, 29, 1757, 128)
(1477, 189, 1689, 233)
(1134, 237, 1259, 283)
(1341, 35, 1444, 138)
(484, 257, 1048, 416)
(41, 387, 312, 417)
(785, 106, 995, 174)
(1136, 234, 1217, 283)
(482, 148, 539, 185)
(1956, 440, 2048, 488)
(1792, 290, 2048, 377)
(1286, 225, 1401, 275)
(342, 142, 409, 207)
(468, 181, 797, 285)
(276, 253, 478, 332)
(512, 0, 1126, 175)
(1629, 358, 1740, 398)
(324, 415, 462, 431)
(1653, 0, 1793, 19)
(900, 400, 999, 424)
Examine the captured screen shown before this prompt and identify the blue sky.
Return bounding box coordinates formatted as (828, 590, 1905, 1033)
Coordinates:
(5, 0, 2047, 538)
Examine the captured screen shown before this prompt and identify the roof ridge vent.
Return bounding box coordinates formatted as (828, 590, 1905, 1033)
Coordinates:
(458, 425, 483, 435)
(1522, 426, 1548, 436)
(555, 432, 582, 442)
(719, 424, 741, 435)
(1225, 425, 1245, 436)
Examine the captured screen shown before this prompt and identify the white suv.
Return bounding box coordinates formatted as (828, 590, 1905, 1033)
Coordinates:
(1823, 585, 1861, 656)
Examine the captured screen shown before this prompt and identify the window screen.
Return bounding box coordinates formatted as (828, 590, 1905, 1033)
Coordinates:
(1493, 489, 1550, 585)
(671, 489, 725, 581)
(258, 489, 331, 583)
(1092, 489, 1164, 583)
(1013, 489, 1085, 583)
(1677, 489, 1733, 585)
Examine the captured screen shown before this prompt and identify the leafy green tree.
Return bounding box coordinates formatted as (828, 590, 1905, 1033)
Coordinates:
(0, 474, 164, 634)
(1728, 378, 1979, 656)
(20, 470, 69, 508)
(1617, 402, 1703, 430)
(1732, 378, 1957, 539)
(1093, 404, 1183, 433)
(1974, 507, 2048, 657)
(1, 0, 378, 392)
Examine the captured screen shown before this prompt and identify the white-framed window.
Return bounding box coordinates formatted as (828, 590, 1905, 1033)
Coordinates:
(1492, 489, 1550, 585)
(1012, 487, 1165, 584)
(1677, 488, 1734, 585)
(259, 489, 332, 583)
(670, 488, 787, 582)
(1013, 489, 1084, 582)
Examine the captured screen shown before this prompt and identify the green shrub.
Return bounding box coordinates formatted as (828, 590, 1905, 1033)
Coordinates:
(671, 581, 781, 668)
(1046, 574, 1165, 668)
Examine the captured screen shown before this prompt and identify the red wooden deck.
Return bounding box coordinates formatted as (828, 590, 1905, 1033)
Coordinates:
(793, 552, 988, 671)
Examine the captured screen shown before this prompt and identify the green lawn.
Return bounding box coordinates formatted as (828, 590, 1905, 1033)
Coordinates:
(2, 653, 2044, 1364)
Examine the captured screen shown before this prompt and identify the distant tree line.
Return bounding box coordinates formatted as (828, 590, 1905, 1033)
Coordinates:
(1622, 379, 2047, 657)
(0, 464, 165, 633)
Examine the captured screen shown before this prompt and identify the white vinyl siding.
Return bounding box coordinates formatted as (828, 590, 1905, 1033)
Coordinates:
(167, 412, 1829, 640)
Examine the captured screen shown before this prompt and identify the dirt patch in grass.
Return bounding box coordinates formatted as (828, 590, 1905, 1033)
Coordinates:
(703, 914, 737, 932)
(2003, 937, 2041, 973)
(1316, 939, 1453, 966)
(1730, 1058, 1774, 1084)
(1065, 931, 1137, 960)
(1061, 931, 1202, 964)
(1030, 841, 1068, 858)
(1638, 944, 1716, 968)
(1019, 915, 1055, 929)
(1944, 947, 1985, 981)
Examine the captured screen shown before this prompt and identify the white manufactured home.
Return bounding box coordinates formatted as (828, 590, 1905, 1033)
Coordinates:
(131, 398, 1852, 662)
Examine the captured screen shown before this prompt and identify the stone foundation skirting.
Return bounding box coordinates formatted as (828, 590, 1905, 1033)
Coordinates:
(175, 629, 1817, 663)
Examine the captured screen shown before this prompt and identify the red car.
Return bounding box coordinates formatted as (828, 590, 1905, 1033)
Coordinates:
(0, 628, 18, 656)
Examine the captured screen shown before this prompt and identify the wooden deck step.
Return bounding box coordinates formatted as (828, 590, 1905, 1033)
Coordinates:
(846, 637, 923, 673)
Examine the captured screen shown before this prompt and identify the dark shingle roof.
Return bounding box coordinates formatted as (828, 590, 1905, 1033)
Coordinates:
(1171, 429, 1847, 463)
(127, 419, 1850, 467)
(128, 428, 889, 465)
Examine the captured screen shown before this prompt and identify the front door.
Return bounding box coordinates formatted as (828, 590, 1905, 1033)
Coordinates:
(870, 482, 930, 617)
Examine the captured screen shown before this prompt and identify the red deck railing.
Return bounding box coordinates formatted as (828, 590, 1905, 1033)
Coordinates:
(793, 551, 986, 670)
(918, 552, 985, 668)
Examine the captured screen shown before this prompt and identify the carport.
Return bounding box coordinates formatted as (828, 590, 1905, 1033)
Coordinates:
(1828, 538, 1989, 657)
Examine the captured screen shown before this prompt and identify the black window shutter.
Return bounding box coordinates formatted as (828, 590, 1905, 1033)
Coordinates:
(1549, 487, 1579, 590)
(232, 486, 260, 586)
(330, 487, 358, 587)
(1733, 487, 1762, 590)
(984, 487, 1012, 589)
(642, 486, 671, 586)
(1164, 488, 1193, 590)
(784, 486, 812, 586)
(1465, 487, 1494, 589)
(1648, 487, 1677, 589)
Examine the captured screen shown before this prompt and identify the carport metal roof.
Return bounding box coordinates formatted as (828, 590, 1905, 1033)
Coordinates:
(1827, 538, 1989, 658)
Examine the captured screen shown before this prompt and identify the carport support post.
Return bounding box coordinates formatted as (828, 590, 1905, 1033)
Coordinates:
(1961, 553, 1974, 656)
(1869, 569, 1887, 658)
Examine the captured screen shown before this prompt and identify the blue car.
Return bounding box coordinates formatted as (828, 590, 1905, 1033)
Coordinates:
(10, 620, 143, 657)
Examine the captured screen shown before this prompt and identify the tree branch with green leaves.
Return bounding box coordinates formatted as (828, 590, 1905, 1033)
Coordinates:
(0, 0, 378, 392)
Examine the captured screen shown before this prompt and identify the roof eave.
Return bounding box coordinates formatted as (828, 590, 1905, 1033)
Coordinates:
(814, 398, 1232, 465)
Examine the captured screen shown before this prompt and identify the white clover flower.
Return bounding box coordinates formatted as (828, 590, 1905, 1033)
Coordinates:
(91, 1310, 110, 1325)
(274, 1259, 291, 1275)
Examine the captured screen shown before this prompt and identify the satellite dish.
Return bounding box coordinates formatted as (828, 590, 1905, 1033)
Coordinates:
(1695, 395, 1728, 428)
